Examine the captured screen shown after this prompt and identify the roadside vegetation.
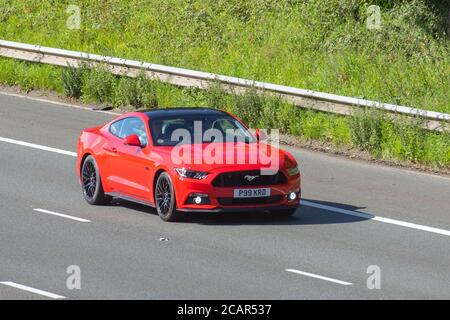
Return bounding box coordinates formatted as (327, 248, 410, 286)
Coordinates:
(1, 58, 448, 168)
(0, 0, 449, 168)
(1, 0, 449, 112)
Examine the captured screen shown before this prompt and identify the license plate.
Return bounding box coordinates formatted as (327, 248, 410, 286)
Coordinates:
(233, 188, 271, 198)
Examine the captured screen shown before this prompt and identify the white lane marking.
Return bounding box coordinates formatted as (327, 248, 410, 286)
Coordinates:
(0, 281, 66, 299)
(285, 269, 353, 286)
(1, 133, 449, 237)
(33, 208, 91, 223)
(301, 200, 450, 237)
(0, 91, 120, 115)
(0, 136, 76, 157)
(2, 90, 448, 181)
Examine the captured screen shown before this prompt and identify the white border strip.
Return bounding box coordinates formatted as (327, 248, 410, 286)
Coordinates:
(33, 208, 91, 223)
(1, 133, 449, 237)
(0, 281, 66, 299)
(285, 269, 353, 286)
(301, 200, 450, 237)
(0, 137, 76, 157)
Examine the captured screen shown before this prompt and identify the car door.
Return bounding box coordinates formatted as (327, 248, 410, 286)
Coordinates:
(102, 118, 126, 191)
(108, 117, 153, 201)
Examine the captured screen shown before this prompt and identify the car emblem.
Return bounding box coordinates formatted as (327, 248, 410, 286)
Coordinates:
(244, 175, 259, 182)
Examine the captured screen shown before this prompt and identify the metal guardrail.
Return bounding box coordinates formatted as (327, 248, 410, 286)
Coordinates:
(0, 39, 448, 131)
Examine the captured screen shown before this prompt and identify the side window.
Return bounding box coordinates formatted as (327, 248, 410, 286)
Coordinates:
(109, 119, 125, 138)
(120, 117, 148, 146)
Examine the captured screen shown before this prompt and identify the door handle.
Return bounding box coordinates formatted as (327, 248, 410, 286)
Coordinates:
(103, 146, 117, 153)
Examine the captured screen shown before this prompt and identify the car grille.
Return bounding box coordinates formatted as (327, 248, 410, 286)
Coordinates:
(217, 195, 283, 206)
(212, 170, 287, 187)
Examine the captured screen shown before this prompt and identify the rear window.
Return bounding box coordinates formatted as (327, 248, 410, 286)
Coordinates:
(109, 119, 125, 138)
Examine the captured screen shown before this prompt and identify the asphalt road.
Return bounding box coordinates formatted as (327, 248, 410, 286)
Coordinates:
(0, 92, 449, 299)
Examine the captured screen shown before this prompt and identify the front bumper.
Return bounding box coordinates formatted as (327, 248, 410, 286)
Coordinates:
(172, 171, 301, 213)
(177, 203, 299, 213)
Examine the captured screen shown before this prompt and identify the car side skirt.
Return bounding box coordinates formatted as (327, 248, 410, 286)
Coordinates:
(105, 192, 155, 208)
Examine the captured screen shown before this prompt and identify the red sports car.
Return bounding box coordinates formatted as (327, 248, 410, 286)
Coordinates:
(77, 108, 301, 221)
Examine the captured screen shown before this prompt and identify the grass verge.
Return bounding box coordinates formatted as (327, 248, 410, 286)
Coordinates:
(0, 57, 448, 169)
(0, 0, 449, 113)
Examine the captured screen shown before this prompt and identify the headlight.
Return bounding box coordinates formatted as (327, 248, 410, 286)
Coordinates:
(175, 168, 208, 180)
(287, 166, 299, 176)
(285, 154, 299, 176)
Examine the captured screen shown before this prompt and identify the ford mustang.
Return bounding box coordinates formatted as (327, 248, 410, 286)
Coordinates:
(77, 108, 301, 221)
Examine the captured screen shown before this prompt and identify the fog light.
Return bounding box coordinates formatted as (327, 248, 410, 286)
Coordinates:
(289, 192, 297, 201)
(186, 193, 210, 205)
(194, 196, 203, 204)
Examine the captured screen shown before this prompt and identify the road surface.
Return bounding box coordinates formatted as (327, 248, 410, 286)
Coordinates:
(0, 92, 449, 299)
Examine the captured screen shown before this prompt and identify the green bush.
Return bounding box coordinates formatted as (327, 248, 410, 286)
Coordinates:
(349, 109, 385, 154)
(394, 117, 428, 162)
(136, 73, 158, 109)
(258, 95, 285, 130)
(230, 87, 263, 127)
(82, 66, 116, 104)
(204, 82, 229, 110)
(113, 73, 158, 109)
(61, 64, 85, 98)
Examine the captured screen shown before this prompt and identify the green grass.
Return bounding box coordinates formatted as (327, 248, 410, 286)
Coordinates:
(0, 57, 448, 168)
(0, 0, 449, 112)
(0, 0, 449, 168)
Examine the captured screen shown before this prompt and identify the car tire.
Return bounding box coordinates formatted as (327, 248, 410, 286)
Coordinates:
(81, 155, 111, 205)
(271, 207, 297, 218)
(155, 172, 183, 222)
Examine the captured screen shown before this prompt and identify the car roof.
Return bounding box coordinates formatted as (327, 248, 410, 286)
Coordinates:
(141, 107, 229, 119)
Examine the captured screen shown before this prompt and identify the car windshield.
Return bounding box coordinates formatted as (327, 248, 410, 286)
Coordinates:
(149, 114, 255, 146)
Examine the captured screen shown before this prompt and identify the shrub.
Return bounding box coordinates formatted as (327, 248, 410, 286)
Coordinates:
(113, 73, 158, 109)
(349, 109, 385, 154)
(135, 73, 158, 108)
(61, 64, 85, 98)
(393, 117, 428, 162)
(230, 87, 263, 127)
(204, 82, 229, 109)
(82, 66, 116, 104)
(258, 95, 284, 129)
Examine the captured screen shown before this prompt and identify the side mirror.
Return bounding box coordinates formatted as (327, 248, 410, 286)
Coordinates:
(124, 134, 143, 147)
(255, 128, 267, 142)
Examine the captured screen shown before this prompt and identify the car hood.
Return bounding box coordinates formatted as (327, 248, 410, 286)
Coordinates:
(151, 142, 286, 173)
